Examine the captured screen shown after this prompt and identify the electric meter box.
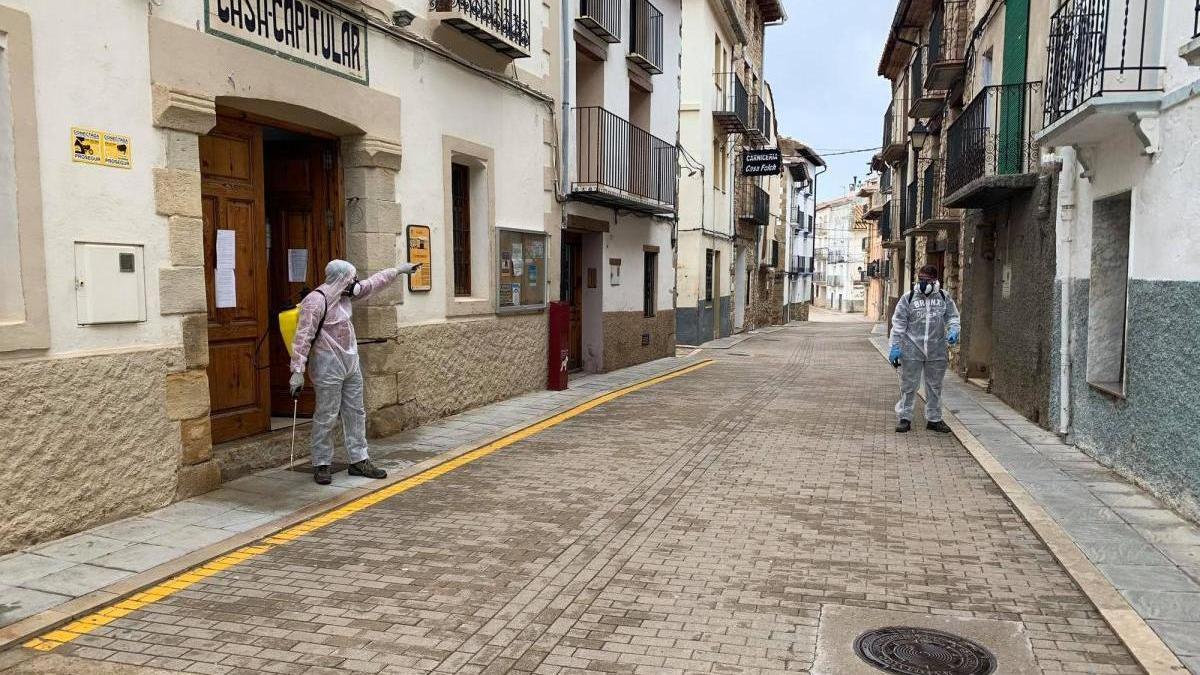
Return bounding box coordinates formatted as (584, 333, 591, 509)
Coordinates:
(74, 242, 147, 325)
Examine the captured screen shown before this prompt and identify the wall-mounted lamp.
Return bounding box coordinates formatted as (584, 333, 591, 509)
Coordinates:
(909, 122, 931, 152)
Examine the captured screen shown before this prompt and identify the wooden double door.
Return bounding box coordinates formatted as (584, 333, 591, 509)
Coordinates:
(200, 114, 343, 444)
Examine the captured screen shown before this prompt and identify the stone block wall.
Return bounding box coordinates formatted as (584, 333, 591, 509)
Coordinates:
(602, 310, 676, 372)
(362, 313, 549, 437)
(0, 349, 183, 553)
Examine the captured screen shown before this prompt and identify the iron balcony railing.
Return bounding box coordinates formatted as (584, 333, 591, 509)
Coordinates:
(919, 159, 957, 225)
(879, 195, 893, 241)
(904, 179, 919, 234)
(927, 1, 970, 90)
(883, 102, 895, 148)
(629, 0, 664, 74)
(578, 0, 621, 42)
(739, 179, 770, 226)
(909, 47, 925, 106)
(1195, 1, 1199, 37)
(714, 72, 750, 132)
(880, 166, 892, 194)
(430, 0, 531, 52)
(749, 96, 772, 144)
(1044, 0, 1166, 126)
(791, 202, 808, 226)
(881, 97, 908, 161)
(573, 107, 678, 212)
(946, 82, 1044, 196)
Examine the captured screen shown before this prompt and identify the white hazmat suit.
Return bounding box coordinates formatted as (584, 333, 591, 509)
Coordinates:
(291, 260, 405, 469)
(890, 283, 961, 424)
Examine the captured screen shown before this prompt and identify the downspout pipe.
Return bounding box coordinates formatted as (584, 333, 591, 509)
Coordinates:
(560, 0, 571, 203)
(811, 163, 828, 304)
(1055, 147, 1077, 436)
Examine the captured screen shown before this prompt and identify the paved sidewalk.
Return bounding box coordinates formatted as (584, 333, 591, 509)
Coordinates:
(3, 322, 1142, 674)
(0, 356, 701, 633)
(870, 333, 1200, 673)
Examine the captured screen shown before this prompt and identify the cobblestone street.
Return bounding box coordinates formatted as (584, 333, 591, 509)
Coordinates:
(4, 322, 1142, 674)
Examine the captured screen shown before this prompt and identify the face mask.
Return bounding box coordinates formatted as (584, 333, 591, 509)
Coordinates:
(917, 280, 939, 296)
(342, 278, 360, 298)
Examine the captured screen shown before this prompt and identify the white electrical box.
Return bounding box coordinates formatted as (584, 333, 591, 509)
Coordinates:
(75, 242, 147, 325)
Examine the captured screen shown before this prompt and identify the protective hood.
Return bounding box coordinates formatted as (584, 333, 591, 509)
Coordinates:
(319, 259, 358, 297)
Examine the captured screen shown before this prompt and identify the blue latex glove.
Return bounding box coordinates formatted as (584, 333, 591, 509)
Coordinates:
(947, 327, 960, 345)
(889, 345, 902, 367)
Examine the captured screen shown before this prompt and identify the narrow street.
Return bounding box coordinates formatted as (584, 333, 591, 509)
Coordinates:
(4, 323, 1140, 674)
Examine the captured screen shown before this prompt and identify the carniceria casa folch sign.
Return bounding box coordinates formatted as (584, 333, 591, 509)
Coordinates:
(205, 0, 368, 84)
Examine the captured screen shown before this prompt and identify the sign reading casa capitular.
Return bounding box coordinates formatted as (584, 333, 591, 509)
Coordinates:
(741, 148, 782, 176)
(205, 0, 368, 84)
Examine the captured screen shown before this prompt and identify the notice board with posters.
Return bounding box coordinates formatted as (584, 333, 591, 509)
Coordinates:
(497, 229, 547, 312)
(406, 225, 432, 292)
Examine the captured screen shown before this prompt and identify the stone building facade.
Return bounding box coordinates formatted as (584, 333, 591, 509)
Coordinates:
(0, 0, 558, 553)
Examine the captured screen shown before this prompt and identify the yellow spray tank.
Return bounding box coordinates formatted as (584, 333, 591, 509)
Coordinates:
(278, 306, 301, 358)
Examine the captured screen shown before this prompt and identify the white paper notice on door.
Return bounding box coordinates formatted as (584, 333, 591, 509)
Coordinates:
(287, 249, 308, 283)
(215, 268, 237, 308)
(216, 230, 236, 270)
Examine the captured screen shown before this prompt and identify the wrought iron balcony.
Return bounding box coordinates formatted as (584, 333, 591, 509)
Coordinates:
(430, 0, 531, 58)
(739, 180, 770, 226)
(903, 179, 919, 235)
(577, 0, 621, 43)
(628, 0, 664, 74)
(1195, 1, 1199, 37)
(882, 200, 904, 248)
(747, 96, 772, 145)
(880, 166, 892, 194)
(910, 47, 948, 118)
(1044, 0, 1166, 127)
(572, 107, 678, 215)
(713, 72, 750, 134)
(881, 100, 907, 163)
(926, 1, 970, 92)
(912, 159, 959, 233)
(944, 82, 1044, 208)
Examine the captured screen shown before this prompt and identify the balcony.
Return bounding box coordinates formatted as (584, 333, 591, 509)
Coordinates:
(747, 96, 772, 146)
(881, 101, 907, 163)
(1187, 4, 1200, 65)
(1040, 0, 1166, 146)
(628, 0, 664, 75)
(430, 0, 531, 58)
(908, 48, 946, 119)
(738, 180, 769, 226)
(902, 178, 919, 235)
(944, 82, 1044, 208)
(926, 1, 970, 92)
(882, 200, 904, 249)
(577, 0, 621, 43)
(572, 107, 678, 215)
(912, 159, 959, 233)
(713, 73, 750, 134)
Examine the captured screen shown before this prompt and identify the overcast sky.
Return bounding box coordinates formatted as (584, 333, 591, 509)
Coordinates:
(766, 0, 895, 201)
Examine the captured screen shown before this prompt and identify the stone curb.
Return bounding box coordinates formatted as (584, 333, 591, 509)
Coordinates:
(866, 337, 1187, 675)
(0, 358, 707, 654)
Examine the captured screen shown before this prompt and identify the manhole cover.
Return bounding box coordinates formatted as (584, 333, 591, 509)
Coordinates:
(854, 627, 997, 675)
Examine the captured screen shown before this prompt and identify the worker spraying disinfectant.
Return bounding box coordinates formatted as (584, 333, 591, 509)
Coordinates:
(288, 259, 420, 485)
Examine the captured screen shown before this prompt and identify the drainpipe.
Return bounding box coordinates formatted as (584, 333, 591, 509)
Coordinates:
(1056, 147, 1077, 436)
(811, 163, 827, 303)
(560, 0, 571, 201)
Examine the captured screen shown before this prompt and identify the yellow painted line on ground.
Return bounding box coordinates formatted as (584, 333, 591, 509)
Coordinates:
(22, 359, 714, 653)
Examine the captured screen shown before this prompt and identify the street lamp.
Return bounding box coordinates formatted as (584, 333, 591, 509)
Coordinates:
(909, 122, 931, 154)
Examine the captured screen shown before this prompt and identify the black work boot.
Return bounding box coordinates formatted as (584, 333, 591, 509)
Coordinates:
(896, 419, 912, 433)
(349, 459, 387, 479)
(314, 465, 332, 485)
(927, 420, 952, 433)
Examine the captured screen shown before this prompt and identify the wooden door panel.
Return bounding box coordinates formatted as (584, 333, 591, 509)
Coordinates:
(202, 117, 270, 443)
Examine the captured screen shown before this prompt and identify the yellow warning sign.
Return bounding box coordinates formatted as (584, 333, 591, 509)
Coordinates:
(72, 127, 132, 169)
(102, 133, 132, 169)
(71, 128, 102, 165)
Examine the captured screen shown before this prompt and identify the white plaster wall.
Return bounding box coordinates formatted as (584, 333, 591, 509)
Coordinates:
(5, 0, 173, 357)
(155, 1, 552, 324)
(603, 217, 674, 312)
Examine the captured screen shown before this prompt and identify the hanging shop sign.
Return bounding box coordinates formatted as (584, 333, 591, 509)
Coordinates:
(741, 148, 782, 176)
(406, 225, 432, 292)
(205, 0, 369, 84)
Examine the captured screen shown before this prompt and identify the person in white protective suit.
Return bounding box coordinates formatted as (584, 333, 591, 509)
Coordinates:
(889, 265, 961, 434)
(290, 259, 419, 485)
